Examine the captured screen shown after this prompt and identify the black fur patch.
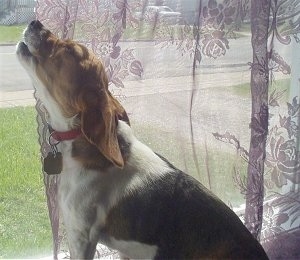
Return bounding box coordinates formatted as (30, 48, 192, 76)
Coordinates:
(102, 167, 268, 259)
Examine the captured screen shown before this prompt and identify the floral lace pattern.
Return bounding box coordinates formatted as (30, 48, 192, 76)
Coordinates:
(35, 0, 300, 258)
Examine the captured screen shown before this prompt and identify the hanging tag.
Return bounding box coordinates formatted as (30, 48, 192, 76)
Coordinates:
(44, 151, 62, 175)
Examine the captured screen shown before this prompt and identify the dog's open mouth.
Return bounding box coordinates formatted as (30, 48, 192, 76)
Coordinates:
(16, 20, 47, 61)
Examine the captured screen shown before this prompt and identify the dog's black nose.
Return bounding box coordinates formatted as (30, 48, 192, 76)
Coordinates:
(29, 20, 43, 29)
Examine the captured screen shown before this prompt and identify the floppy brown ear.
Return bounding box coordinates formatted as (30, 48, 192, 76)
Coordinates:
(79, 91, 126, 168)
(108, 91, 130, 126)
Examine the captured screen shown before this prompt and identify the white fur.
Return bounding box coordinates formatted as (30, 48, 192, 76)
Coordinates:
(16, 42, 37, 78)
(117, 121, 170, 194)
(108, 238, 158, 259)
(118, 120, 170, 176)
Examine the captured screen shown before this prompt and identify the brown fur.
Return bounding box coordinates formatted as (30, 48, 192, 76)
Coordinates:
(28, 25, 129, 167)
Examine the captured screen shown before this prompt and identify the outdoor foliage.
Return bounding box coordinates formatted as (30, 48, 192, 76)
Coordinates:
(0, 107, 52, 258)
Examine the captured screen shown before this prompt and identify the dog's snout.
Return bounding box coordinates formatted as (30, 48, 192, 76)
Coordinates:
(29, 20, 43, 29)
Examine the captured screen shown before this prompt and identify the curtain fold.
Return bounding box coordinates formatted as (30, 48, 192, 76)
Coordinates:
(34, 0, 300, 258)
(244, 0, 270, 240)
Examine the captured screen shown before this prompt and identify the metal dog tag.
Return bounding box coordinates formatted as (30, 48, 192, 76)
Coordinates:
(44, 151, 62, 175)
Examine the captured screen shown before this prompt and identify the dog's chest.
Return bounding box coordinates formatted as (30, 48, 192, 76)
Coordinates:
(56, 141, 161, 258)
(57, 142, 106, 231)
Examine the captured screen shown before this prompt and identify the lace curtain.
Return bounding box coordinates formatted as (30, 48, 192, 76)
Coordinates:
(34, 0, 299, 258)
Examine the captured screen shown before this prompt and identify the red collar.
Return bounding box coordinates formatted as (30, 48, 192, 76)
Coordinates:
(51, 128, 82, 142)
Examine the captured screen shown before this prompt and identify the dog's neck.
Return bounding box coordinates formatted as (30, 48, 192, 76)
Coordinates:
(45, 108, 79, 132)
(34, 80, 79, 132)
(50, 127, 82, 142)
(71, 122, 131, 171)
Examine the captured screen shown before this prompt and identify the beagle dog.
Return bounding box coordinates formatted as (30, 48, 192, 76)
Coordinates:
(17, 20, 268, 259)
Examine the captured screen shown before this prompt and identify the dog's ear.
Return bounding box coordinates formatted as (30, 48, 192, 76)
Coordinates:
(78, 90, 128, 168)
(107, 91, 130, 126)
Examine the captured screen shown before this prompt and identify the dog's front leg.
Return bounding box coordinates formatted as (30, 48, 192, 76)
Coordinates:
(66, 228, 97, 259)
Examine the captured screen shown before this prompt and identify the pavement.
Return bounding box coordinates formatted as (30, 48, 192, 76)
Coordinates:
(0, 36, 254, 108)
(0, 44, 33, 107)
(0, 67, 251, 108)
(0, 33, 292, 108)
(0, 89, 35, 107)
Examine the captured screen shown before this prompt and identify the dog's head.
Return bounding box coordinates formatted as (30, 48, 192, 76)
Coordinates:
(16, 20, 129, 168)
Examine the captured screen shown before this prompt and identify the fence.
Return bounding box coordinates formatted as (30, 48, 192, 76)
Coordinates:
(0, 0, 36, 25)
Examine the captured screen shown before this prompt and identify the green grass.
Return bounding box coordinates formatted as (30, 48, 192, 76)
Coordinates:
(0, 107, 52, 258)
(230, 78, 291, 100)
(0, 24, 26, 44)
(134, 123, 247, 207)
(0, 21, 247, 45)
